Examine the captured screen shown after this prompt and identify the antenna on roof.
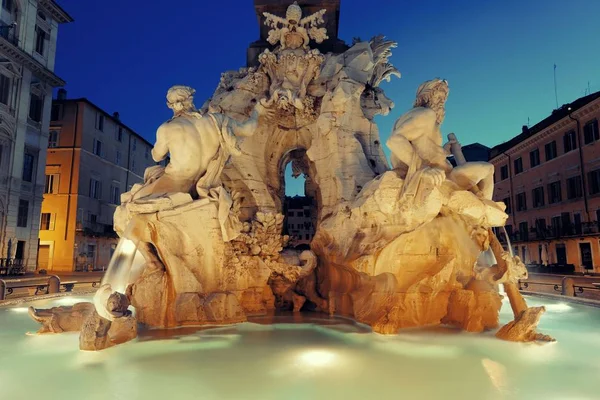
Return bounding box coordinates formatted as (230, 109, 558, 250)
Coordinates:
(527, 117, 530, 128)
(553, 64, 559, 109)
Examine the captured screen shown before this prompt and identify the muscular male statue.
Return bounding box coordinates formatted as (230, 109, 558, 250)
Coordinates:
(387, 79, 454, 176)
(133, 86, 268, 200)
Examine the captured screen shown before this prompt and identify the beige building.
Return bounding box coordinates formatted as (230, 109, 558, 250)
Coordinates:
(490, 91, 600, 273)
(39, 93, 159, 272)
(0, 0, 72, 272)
(284, 196, 315, 249)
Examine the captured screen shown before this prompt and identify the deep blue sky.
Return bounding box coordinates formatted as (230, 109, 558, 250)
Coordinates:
(55, 0, 600, 196)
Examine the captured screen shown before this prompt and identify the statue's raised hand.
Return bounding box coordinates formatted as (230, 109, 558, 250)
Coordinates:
(254, 101, 276, 120)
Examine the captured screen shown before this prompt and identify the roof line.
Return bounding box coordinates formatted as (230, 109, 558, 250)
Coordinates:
(53, 98, 154, 147)
(38, 0, 74, 23)
(489, 90, 600, 159)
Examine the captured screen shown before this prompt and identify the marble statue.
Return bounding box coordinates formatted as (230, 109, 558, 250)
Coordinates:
(29, 0, 550, 350)
(28, 303, 95, 334)
(387, 79, 454, 175)
(131, 86, 268, 201)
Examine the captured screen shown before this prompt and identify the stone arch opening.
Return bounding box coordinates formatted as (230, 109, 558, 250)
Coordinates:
(278, 147, 318, 249)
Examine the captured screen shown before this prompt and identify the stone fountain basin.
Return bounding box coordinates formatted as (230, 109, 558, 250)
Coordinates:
(1, 295, 598, 400)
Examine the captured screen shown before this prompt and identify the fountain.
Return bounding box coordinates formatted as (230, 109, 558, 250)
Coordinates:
(26, 1, 553, 351)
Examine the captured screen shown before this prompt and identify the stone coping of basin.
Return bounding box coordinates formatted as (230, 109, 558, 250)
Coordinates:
(0, 289, 98, 307)
(3, 288, 599, 310)
(520, 290, 600, 308)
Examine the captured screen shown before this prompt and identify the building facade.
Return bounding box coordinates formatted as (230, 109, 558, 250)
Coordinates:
(490, 91, 600, 273)
(0, 0, 71, 272)
(448, 142, 490, 166)
(283, 196, 315, 248)
(39, 95, 158, 272)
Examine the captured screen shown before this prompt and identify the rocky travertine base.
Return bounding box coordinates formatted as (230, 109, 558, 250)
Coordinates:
(28, 303, 96, 334)
(123, 208, 313, 330)
(443, 289, 503, 332)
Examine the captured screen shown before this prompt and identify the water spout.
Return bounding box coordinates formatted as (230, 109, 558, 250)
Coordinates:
(93, 223, 146, 319)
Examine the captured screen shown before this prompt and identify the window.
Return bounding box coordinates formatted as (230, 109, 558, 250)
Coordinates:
(87, 244, 96, 258)
(532, 187, 545, 208)
(95, 113, 104, 131)
(132, 137, 137, 151)
(93, 139, 103, 157)
(117, 127, 123, 142)
(561, 212, 572, 235)
(0, 74, 10, 106)
(89, 213, 97, 223)
(529, 148, 540, 168)
(50, 104, 62, 121)
(500, 165, 509, 180)
(40, 213, 55, 231)
(516, 192, 527, 212)
(297, 211, 303, 217)
(2, 0, 14, 12)
(584, 119, 599, 144)
(145, 147, 149, 160)
(48, 130, 59, 148)
(44, 174, 59, 194)
(548, 181, 562, 204)
(89, 179, 102, 199)
(116, 151, 122, 166)
(574, 213, 582, 235)
(566, 176, 583, 200)
(34, 26, 46, 55)
(17, 199, 28, 227)
(544, 141, 557, 161)
(110, 185, 120, 205)
(502, 197, 511, 214)
(563, 130, 577, 153)
(518, 221, 529, 241)
(589, 169, 600, 195)
(535, 218, 546, 233)
(514, 157, 523, 174)
(29, 93, 43, 122)
(22, 153, 34, 182)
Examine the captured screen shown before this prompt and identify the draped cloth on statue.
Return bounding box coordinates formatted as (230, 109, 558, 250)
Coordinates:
(193, 113, 245, 242)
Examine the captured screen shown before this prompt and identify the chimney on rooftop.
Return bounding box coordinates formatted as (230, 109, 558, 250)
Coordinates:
(113, 112, 120, 120)
(57, 88, 67, 100)
(522, 125, 529, 135)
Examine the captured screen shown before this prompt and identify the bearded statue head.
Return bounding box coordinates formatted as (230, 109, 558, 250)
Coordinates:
(413, 79, 449, 124)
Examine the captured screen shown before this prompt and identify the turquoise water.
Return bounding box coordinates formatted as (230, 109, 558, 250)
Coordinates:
(0, 295, 599, 400)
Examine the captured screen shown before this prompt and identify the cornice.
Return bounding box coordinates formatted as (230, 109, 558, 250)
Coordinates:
(0, 37, 65, 87)
(491, 98, 600, 162)
(38, 0, 74, 24)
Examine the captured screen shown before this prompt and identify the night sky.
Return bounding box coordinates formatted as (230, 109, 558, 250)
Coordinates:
(54, 0, 600, 195)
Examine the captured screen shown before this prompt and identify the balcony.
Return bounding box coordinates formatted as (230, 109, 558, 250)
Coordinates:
(511, 221, 600, 243)
(76, 220, 118, 238)
(0, 23, 18, 47)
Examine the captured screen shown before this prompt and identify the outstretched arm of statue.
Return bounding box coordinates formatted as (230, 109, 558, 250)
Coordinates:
(151, 127, 169, 162)
(228, 102, 272, 137)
